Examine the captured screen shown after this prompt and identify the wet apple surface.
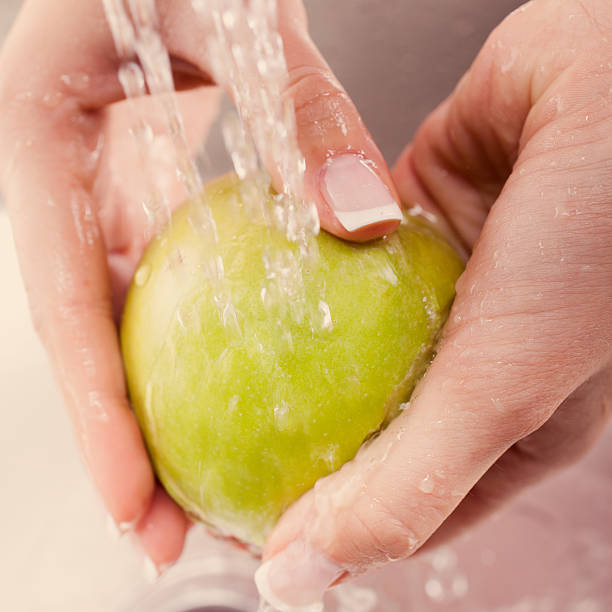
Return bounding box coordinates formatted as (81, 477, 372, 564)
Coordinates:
(121, 174, 463, 547)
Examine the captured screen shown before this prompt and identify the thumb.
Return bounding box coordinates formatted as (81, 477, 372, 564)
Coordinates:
(279, 7, 403, 241)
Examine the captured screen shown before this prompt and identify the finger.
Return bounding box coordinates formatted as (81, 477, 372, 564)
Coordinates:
(4, 155, 156, 530)
(391, 0, 611, 251)
(0, 0, 154, 530)
(164, 0, 402, 241)
(278, 2, 402, 240)
(135, 485, 190, 574)
(421, 365, 612, 552)
(256, 5, 612, 608)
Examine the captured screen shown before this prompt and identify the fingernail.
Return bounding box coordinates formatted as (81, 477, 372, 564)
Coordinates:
(255, 540, 344, 612)
(106, 515, 120, 540)
(143, 556, 160, 582)
(142, 556, 173, 582)
(321, 154, 403, 232)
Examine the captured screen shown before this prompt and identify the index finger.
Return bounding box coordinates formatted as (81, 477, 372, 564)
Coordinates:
(0, 0, 150, 529)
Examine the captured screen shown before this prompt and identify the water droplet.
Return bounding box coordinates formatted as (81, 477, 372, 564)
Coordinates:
(425, 578, 445, 602)
(60, 72, 91, 91)
(491, 397, 504, 411)
(176, 308, 187, 331)
(134, 264, 151, 287)
(273, 400, 291, 430)
(42, 91, 64, 108)
(318, 299, 333, 331)
(419, 474, 435, 494)
(332, 584, 378, 612)
(223, 396, 237, 416)
(431, 547, 458, 572)
(451, 574, 469, 598)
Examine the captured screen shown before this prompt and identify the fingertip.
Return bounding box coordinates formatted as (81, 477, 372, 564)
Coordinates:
(328, 218, 403, 243)
(263, 491, 315, 562)
(315, 153, 403, 241)
(135, 485, 189, 571)
(92, 407, 156, 532)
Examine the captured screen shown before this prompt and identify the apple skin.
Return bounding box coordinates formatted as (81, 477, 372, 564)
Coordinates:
(121, 174, 463, 547)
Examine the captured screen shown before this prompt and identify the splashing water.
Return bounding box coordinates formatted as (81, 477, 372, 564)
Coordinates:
(103, 0, 324, 340)
(101, 1, 327, 610)
(102, 0, 242, 337)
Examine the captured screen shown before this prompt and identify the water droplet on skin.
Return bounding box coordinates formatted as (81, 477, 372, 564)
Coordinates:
(134, 122, 155, 146)
(419, 474, 435, 494)
(222, 9, 236, 29)
(87, 391, 109, 422)
(481, 549, 496, 566)
(15, 91, 34, 102)
(407, 534, 419, 551)
(431, 547, 458, 572)
(500, 47, 519, 73)
(425, 578, 445, 602)
(60, 72, 91, 91)
(378, 441, 394, 463)
(42, 91, 64, 108)
(491, 397, 503, 411)
(451, 574, 469, 598)
(134, 264, 151, 287)
(406, 202, 437, 223)
(332, 584, 378, 612)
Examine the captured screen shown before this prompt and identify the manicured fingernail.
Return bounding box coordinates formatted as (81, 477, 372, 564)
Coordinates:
(142, 555, 173, 582)
(106, 515, 120, 540)
(143, 556, 160, 582)
(321, 154, 402, 232)
(255, 541, 344, 612)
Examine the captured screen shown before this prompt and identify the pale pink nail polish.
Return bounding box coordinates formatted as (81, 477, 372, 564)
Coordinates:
(255, 540, 344, 612)
(321, 154, 403, 232)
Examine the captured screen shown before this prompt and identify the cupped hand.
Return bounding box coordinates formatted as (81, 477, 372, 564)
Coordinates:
(258, 1, 612, 608)
(0, 0, 401, 572)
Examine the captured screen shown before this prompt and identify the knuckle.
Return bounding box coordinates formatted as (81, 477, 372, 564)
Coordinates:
(284, 66, 357, 139)
(338, 490, 431, 564)
(437, 320, 564, 438)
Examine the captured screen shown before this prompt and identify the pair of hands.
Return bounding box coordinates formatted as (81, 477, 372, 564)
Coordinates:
(1, 0, 610, 608)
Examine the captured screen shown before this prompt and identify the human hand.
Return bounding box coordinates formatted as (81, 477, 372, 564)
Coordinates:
(0, 0, 402, 572)
(257, 1, 612, 608)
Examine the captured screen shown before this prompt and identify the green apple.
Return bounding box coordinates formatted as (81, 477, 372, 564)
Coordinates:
(121, 174, 463, 547)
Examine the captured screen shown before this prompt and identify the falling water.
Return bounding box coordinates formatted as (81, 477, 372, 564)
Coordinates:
(102, 0, 324, 339)
(101, 1, 327, 610)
